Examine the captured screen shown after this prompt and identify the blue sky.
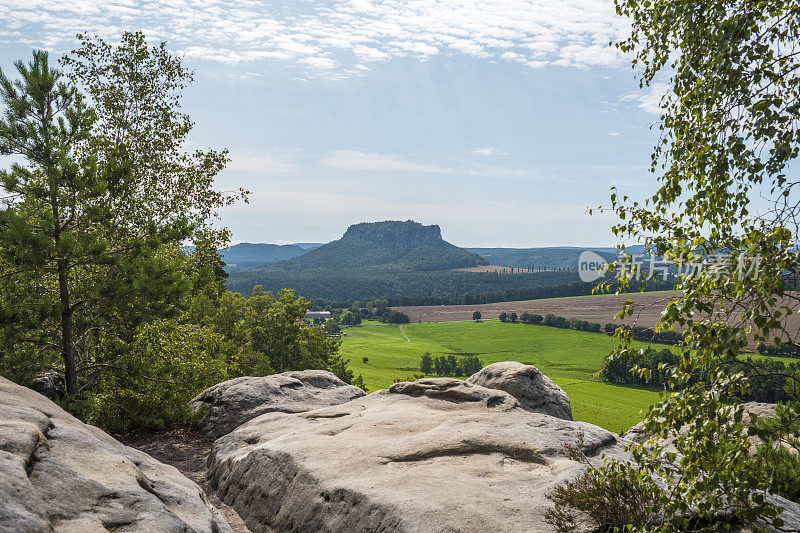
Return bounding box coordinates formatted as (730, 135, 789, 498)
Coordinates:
(0, 0, 667, 247)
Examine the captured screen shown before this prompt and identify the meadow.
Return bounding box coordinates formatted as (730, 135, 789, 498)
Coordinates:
(341, 320, 663, 434)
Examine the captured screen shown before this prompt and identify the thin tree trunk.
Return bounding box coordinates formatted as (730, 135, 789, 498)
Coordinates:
(57, 258, 77, 396)
(51, 193, 76, 396)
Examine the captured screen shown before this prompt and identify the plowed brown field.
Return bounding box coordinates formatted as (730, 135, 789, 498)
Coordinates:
(394, 291, 681, 327)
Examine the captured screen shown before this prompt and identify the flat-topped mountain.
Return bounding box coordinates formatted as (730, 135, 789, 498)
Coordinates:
(271, 220, 488, 273)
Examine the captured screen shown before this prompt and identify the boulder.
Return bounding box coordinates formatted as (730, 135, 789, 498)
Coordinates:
(623, 402, 779, 448)
(208, 376, 627, 533)
(190, 370, 366, 438)
(30, 371, 65, 400)
(0, 376, 232, 533)
(466, 361, 572, 420)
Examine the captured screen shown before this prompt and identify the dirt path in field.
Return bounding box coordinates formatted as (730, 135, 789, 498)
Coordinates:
(121, 428, 251, 533)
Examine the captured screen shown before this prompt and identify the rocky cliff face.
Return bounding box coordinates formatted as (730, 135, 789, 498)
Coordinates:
(342, 220, 443, 245)
(0, 376, 232, 533)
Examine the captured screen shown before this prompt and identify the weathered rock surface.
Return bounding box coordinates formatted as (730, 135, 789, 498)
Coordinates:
(0, 376, 232, 533)
(208, 377, 626, 533)
(466, 361, 573, 420)
(623, 402, 779, 447)
(190, 370, 366, 438)
(30, 371, 65, 400)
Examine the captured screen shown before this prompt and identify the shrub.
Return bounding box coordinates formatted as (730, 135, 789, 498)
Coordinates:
(425, 354, 484, 376)
(340, 311, 362, 326)
(545, 433, 664, 532)
(755, 341, 800, 358)
(82, 319, 228, 432)
(420, 352, 433, 374)
(544, 314, 570, 328)
(499, 312, 509, 323)
(381, 310, 410, 324)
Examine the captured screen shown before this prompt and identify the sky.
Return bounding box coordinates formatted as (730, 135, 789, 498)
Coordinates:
(0, 0, 668, 247)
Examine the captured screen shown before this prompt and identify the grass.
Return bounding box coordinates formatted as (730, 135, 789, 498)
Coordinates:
(341, 320, 663, 434)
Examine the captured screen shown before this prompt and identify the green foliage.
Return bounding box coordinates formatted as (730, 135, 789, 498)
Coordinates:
(519, 312, 543, 324)
(600, 347, 680, 387)
(227, 264, 586, 305)
(380, 310, 410, 324)
(756, 341, 800, 358)
(472, 311, 481, 321)
(754, 442, 800, 503)
(420, 352, 433, 374)
(79, 319, 228, 432)
(392, 373, 426, 384)
(543, 314, 569, 328)
(545, 433, 664, 532)
(340, 311, 362, 326)
(0, 34, 243, 396)
(569, 0, 800, 527)
(425, 353, 483, 377)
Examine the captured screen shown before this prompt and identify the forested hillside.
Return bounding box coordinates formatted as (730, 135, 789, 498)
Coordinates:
(466, 247, 618, 270)
(226, 269, 585, 304)
(221, 243, 312, 267)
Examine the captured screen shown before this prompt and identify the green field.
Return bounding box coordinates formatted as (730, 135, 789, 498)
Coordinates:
(341, 320, 663, 434)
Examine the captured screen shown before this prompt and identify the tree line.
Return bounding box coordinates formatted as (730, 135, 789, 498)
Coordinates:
(419, 352, 483, 377)
(227, 267, 676, 308)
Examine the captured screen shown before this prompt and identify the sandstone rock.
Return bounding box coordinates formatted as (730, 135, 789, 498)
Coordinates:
(30, 371, 65, 400)
(0, 376, 232, 533)
(208, 376, 626, 533)
(466, 361, 572, 420)
(622, 402, 779, 446)
(190, 369, 366, 438)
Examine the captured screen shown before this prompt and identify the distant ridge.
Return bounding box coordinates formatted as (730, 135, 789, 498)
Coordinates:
(271, 220, 488, 273)
(466, 247, 626, 271)
(221, 243, 313, 267)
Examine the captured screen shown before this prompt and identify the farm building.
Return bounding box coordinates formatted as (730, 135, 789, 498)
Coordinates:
(304, 311, 331, 320)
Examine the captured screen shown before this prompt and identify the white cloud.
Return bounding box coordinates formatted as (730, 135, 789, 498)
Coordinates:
(299, 56, 337, 69)
(320, 150, 455, 174)
(622, 82, 671, 115)
(607, 131, 620, 136)
(469, 146, 502, 156)
(320, 150, 537, 179)
(1, 0, 630, 76)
